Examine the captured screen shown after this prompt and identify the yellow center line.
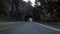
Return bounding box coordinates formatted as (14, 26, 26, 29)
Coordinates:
(0, 23, 19, 30)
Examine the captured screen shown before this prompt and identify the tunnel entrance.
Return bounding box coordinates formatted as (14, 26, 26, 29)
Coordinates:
(24, 15, 33, 22)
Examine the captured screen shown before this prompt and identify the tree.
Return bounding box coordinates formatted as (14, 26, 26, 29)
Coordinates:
(27, 0, 32, 5)
(34, 0, 60, 23)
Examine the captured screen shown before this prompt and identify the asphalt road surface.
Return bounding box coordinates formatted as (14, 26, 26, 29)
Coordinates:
(0, 22, 60, 34)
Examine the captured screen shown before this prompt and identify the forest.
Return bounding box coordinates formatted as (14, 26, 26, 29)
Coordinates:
(0, 0, 60, 24)
(34, 0, 60, 23)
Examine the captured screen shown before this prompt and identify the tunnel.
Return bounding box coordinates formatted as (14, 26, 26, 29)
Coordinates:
(24, 15, 33, 22)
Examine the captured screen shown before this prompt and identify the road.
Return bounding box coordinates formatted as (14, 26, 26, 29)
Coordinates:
(0, 22, 60, 34)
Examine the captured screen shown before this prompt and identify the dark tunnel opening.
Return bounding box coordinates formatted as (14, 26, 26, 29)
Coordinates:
(24, 15, 33, 22)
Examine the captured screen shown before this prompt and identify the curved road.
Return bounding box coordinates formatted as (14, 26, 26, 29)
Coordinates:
(0, 22, 60, 34)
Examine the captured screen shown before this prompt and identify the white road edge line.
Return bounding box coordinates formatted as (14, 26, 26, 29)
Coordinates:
(36, 23, 60, 31)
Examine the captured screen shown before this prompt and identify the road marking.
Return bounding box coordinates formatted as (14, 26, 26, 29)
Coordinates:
(0, 23, 19, 30)
(36, 23, 60, 31)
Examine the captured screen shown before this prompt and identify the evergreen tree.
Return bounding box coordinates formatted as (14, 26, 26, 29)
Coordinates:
(27, 0, 32, 5)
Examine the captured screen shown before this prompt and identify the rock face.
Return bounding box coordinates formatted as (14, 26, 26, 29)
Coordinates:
(0, 0, 34, 21)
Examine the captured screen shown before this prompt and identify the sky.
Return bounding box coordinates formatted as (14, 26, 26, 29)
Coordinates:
(23, 0, 35, 6)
